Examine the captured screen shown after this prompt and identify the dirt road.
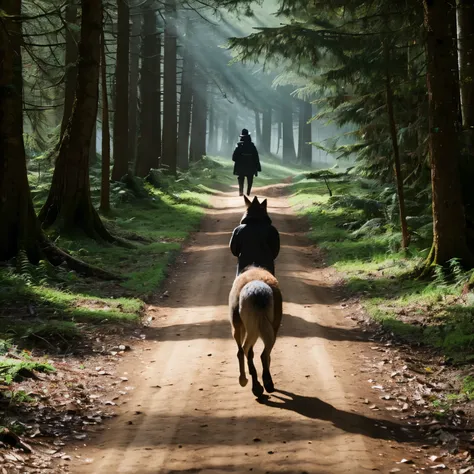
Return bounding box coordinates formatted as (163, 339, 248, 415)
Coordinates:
(73, 184, 414, 474)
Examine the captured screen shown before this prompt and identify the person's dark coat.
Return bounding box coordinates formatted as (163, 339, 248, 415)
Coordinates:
(230, 206, 280, 275)
(232, 135, 261, 177)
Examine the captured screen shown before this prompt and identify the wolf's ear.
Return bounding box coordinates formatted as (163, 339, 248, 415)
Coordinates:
(252, 196, 259, 205)
(244, 195, 252, 208)
(261, 199, 267, 209)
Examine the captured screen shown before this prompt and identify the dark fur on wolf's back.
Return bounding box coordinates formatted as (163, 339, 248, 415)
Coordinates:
(229, 196, 280, 275)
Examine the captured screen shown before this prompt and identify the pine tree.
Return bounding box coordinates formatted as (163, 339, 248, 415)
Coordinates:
(61, 0, 79, 140)
(136, 1, 161, 177)
(458, 0, 474, 132)
(128, 2, 142, 164)
(177, 17, 194, 169)
(161, 0, 178, 174)
(111, 0, 130, 181)
(422, 0, 473, 268)
(39, 0, 115, 241)
(189, 66, 208, 162)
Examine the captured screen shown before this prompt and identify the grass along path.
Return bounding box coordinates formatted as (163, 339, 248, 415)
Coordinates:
(290, 172, 474, 368)
(0, 156, 300, 374)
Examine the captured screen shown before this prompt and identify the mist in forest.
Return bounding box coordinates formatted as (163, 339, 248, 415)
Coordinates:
(79, 0, 353, 169)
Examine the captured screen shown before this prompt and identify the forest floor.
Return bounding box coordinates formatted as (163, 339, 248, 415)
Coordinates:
(2, 159, 474, 473)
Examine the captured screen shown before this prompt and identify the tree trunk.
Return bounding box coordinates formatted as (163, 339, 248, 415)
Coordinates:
(301, 102, 313, 168)
(39, 0, 114, 241)
(128, 6, 141, 165)
(384, 40, 410, 250)
(189, 68, 207, 162)
(136, 3, 160, 177)
(90, 121, 97, 164)
(61, 0, 79, 140)
(219, 114, 228, 155)
(177, 21, 194, 170)
(276, 120, 282, 155)
(262, 107, 272, 155)
(282, 103, 296, 164)
(0, 0, 42, 262)
(297, 101, 304, 161)
(208, 101, 218, 155)
(458, 0, 474, 130)
(111, 0, 130, 181)
(227, 115, 237, 155)
(0, 1, 116, 278)
(100, 30, 111, 212)
(422, 0, 472, 268)
(161, 0, 178, 175)
(255, 110, 262, 147)
(154, 15, 162, 164)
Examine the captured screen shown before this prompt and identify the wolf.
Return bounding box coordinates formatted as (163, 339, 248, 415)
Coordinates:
(228, 196, 283, 397)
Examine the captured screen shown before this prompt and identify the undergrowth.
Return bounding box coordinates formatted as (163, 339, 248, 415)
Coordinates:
(291, 171, 474, 363)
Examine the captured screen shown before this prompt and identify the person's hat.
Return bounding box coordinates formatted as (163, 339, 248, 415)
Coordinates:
(240, 128, 249, 137)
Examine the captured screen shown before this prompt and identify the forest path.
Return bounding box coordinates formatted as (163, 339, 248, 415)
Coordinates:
(73, 183, 414, 474)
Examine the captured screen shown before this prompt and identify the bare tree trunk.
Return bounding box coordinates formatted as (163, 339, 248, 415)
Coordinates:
(154, 14, 162, 163)
(254, 110, 262, 147)
(161, 0, 178, 174)
(100, 30, 111, 212)
(61, 0, 79, 139)
(177, 18, 193, 169)
(0, 0, 115, 277)
(297, 101, 304, 161)
(219, 114, 228, 155)
(136, 3, 160, 177)
(458, 0, 474, 130)
(227, 115, 237, 155)
(90, 121, 97, 164)
(282, 102, 296, 164)
(39, 0, 114, 241)
(422, 0, 472, 268)
(0, 0, 42, 262)
(301, 101, 312, 166)
(128, 5, 141, 164)
(384, 39, 410, 250)
(189, 68, 207, 162)
(111, 0, 130, 181)
(276, 120, 282, 155)
(262, 107, 272, 155)
(207, 101, 218, 155)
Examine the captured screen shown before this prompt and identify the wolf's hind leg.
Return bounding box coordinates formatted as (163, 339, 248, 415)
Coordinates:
(261, 347, 275, 393)
(246, 346, 264, 398)
(232, 313, 247, 387)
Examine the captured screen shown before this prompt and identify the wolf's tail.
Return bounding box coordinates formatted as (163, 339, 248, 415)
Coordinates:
(239, 280, 275, 353)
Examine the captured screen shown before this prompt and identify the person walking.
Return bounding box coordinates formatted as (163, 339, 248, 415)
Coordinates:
(232, 128, 261, 196)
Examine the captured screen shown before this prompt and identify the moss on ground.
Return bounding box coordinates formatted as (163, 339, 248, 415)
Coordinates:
(291, 173, 474, 363)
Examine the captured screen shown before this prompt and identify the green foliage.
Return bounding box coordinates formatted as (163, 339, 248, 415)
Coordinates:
(292, 172, 474, 363)
(0, 360, 54, 385)
(328, 194, 385, 219)
(228, 0, 432, 226)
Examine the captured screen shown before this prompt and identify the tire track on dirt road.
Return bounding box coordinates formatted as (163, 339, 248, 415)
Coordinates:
(72, 183, 415, 474)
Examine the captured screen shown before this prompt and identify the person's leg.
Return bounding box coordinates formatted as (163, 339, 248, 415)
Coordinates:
(238, 176, 244, 196)
(246, 175, 254, 195)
